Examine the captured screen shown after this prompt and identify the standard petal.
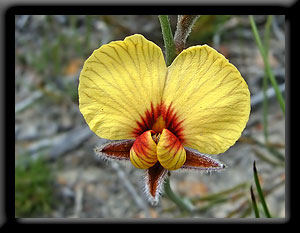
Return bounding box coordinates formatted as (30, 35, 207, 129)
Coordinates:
(163, 45, 251, 154)
(130, 130, 158, 169)
(94, 139, 134, 161)
(78, 34, 167, 140)
(157, 129, 186, 170)
(182, 147, 225, 171)
(144, 162, 168, 204)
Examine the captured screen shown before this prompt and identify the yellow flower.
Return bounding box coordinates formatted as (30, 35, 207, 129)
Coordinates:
(78, 34, 250, 203)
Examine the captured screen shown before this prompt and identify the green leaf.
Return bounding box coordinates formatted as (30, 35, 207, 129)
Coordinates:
(250, 185, 260, 218)
(249, 15, 285, 115)
(253, 161, 272, 218)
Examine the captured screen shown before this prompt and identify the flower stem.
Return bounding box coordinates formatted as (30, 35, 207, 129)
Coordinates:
(249, 15, 285, 115)
(174, 15, 200, 54)
(164, 177, 194, 213)
(158, 15, 177, 66)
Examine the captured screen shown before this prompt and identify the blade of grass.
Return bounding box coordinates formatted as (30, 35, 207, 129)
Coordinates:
(262, 15, 273, 143)
(231, 176, 284, 218)
(250, 185, 260, 218)
(253, 161, 272, 218)
(252, 147, 284, 167)
(158, 15, 177, 66)
(249, 15, 285, 114)
(191, 181, 248, 202)
(239, 136, 285, 162)
(194, 197, 229, 214)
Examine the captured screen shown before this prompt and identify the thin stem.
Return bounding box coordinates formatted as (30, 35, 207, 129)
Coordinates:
(262, 15, 273, 143)
(253, 161, 272, 218)
(164, 177, 194, 213)
(158, 15, 177, 66)
(174, 15, 200, 54)
(249, 15, 285, 114)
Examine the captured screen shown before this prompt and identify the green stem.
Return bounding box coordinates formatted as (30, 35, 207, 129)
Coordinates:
(164, 178, 194, 213)
(158, 15, 177, 66)
(262, 15, 273, 143)
(249, 15, 285, 114)
(253, 161, 272, 218)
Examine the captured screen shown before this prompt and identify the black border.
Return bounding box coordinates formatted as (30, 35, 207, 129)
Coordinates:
(5, 4, 292, 15)
(4, 2, 295, 228)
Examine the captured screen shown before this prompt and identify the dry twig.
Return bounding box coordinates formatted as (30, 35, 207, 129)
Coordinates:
(110, 161, 151, 217)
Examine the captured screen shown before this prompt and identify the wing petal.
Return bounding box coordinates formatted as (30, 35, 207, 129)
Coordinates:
(163, 45, 250, 154)
(79, 34, 167, 140)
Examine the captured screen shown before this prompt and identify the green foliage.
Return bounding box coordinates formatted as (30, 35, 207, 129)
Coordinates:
(252, 161, 272, 218)
(250, 185, 260, 218)
(15, 156, 56, 217)
(249, 15, 285, 114)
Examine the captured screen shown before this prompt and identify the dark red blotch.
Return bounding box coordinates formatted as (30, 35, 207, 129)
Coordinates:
(132, 102, 185, 143)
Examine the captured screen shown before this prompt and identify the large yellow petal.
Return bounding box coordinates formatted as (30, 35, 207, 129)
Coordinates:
(78, 34, 167, 140)
(163, 45, 250, 154)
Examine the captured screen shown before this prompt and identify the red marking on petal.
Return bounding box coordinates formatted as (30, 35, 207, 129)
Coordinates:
(132, 130, 154, 156)
(132, 102, 185, 143)
(133, 103, 161, 136)
(130, 130, 157, 169)
(157, 129, 186, 170)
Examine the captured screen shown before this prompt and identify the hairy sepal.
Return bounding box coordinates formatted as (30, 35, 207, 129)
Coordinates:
(181, 147, 226, 172)
(143, 162, 168, 205)
(94, 139, 134, 162)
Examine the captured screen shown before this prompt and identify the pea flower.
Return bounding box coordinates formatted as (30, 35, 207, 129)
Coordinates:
(78, 34, 250, 203)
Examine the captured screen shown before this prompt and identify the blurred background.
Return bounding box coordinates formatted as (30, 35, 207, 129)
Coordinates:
(15, 15, 285, 218)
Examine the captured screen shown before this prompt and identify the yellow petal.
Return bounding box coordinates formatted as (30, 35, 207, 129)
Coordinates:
(157, 129, 186, 170)
(163, 45, 250, 154)
(130, 130, 158, 169)
(78, 34, 167, 140)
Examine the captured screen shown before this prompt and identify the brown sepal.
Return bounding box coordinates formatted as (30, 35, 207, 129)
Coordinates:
(144, 162, 168, 204)
(94, 139, 135, 161)
(182, 147, 225, 171)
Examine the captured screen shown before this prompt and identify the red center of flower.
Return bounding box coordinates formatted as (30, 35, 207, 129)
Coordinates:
(132, 102, 185, 143)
